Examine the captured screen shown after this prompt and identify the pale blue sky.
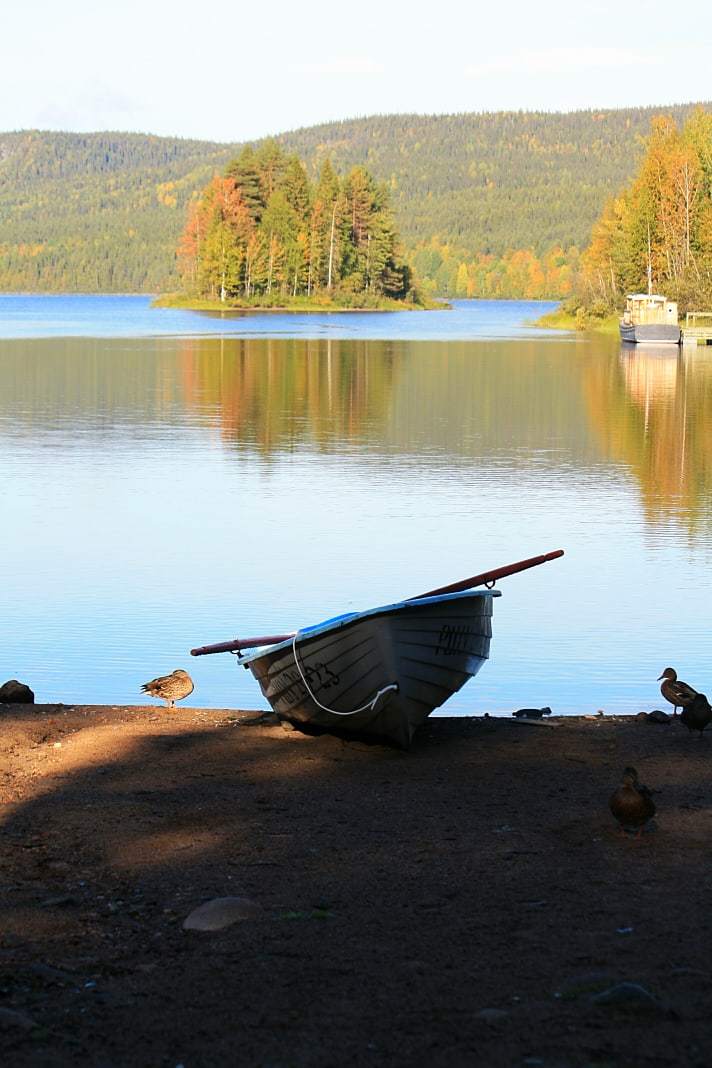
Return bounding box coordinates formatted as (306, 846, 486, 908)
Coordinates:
(1, 0, 710, 142)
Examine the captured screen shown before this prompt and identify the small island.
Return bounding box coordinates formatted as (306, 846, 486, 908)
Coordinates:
(158, 141, 428, 311)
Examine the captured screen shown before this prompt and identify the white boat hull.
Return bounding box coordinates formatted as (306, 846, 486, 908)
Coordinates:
(239, 590, 500, 747)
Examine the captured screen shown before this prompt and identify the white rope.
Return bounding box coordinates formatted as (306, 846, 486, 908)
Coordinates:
(291, 633, 398, 717)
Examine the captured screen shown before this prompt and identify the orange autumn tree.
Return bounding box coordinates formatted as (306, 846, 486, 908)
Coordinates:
(411, 238, 578, 299)
(176, 143, 415, 304)
(576, 109, 712, 314)
(178, 177, 254, 302)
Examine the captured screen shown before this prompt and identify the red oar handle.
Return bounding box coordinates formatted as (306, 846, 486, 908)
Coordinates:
(192, 550, 565, 656)
(190, 633, 296, 656)
(415, 549, 564, 599)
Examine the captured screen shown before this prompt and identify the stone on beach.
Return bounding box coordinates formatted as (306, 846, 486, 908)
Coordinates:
(512, 707, 552, 719)
(0, 1007, 37, 1031)
(0, 679, 35, 704)
(475, 1008, 510, 1024)
(183, 896, 263, 931)
(591, 982, 664, 1015)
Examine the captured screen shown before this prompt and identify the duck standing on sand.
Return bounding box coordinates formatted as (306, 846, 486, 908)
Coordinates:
(658, 668, 698, 717)
(141, 669, 194, 708)
(680, 692, 712, 738)
(609, 767, 656, 836)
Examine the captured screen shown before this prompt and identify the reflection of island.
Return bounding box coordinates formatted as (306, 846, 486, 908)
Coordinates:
(177, 336, 596, 465)
(177, 337, 399, 453)
(584, 346, 712, 529)
(4, 333, 709, 534)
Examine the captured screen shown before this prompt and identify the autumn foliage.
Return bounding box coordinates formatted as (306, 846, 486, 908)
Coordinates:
(575, 109, 712, 315)
(177, 142, 415, 304)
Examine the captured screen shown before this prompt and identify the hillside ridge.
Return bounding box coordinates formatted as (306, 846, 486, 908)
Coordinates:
(0, 103, 708, 294)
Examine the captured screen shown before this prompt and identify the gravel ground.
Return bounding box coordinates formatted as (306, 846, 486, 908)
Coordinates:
(1, 704, 711, 1067)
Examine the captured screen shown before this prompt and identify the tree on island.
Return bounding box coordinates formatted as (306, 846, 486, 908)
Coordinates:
(177, 141, 416, 305)
(572, 108, 712, 317)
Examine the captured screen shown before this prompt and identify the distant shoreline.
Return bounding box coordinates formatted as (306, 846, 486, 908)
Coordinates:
(0, 291, 152, 298)
(153, 293, 443, 314)
(534, 306, 619, 334)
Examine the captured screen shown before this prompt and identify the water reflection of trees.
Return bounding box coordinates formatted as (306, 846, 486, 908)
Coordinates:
(4, 334, 710, 531)
(178, 338, 398, 453)
(178, 337, 595, 463)
(0, 338, 189, 432)
(584, 346, 712, 530)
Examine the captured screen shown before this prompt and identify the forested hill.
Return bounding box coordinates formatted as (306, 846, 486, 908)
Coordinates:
(0, 104, 707, 295)
(280, 108, 700, 253)
(0, 132, 237, 292)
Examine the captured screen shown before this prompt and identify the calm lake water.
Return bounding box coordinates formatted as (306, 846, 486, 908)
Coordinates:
(1, 295, 711, 715)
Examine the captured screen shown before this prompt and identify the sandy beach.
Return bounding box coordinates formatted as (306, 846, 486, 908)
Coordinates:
(1, 703, 711, 1067)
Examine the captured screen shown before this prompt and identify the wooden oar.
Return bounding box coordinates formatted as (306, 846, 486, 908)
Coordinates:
(191, 633, 296, 656)
(190, 548, 565, 656)
(413, 548, 564, 598)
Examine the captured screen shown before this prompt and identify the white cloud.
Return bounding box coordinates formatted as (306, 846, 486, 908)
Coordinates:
(35, 83, 141, 131)
(466, 47, 659, 77)
(288, 57, 384, 76)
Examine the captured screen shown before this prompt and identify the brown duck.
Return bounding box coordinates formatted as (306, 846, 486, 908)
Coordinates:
(141, 669, 194, 708)
(680, 692, 712, 737)
(609, 767, 655, 835)
(658, 667, 698, 716)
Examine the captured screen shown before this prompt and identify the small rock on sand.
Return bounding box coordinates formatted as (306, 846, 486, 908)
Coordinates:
(183, 896, 263, 931)
(513, 707, 552, 719)
(0, 680, 35, 704)
(591, 982, 664, 1015)
(0, 1007, 37, 1030)
(475, 1008, 509, 1024)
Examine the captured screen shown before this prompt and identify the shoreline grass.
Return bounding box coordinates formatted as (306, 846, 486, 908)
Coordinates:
(534, 306, 620, 334)
(154, 292, 443, 313)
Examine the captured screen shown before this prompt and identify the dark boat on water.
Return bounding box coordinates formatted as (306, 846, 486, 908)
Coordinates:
(191, 549, 564, 747)
(619, 293, 681, 345)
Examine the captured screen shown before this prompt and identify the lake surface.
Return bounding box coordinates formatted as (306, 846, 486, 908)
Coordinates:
(2, 295, 711, 716)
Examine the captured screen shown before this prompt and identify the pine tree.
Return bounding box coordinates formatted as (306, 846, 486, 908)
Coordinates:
(309, 160, 342, 292)
(261, 191, 301, 294)
(254, 139, 288, 202)
(224, 147, 265, 223)
(178, 150, 419, 303)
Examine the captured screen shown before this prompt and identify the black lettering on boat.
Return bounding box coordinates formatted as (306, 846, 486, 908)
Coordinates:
(436, 623, 479, 655)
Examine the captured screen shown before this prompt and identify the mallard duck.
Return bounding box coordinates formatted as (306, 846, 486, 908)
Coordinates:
(658, 668, 698, 716)
(141, 669, 194, 708)
(609, 766, 655, 835)
(680, 692, 712, 737)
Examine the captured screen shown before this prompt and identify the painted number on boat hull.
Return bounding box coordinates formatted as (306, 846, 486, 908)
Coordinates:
(435, 624, 481, 656)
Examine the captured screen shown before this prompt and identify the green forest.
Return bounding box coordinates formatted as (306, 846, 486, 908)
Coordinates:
(569, 108, 712, 320)
(175, 144, 414, 306)
(0, 104, 708, 297)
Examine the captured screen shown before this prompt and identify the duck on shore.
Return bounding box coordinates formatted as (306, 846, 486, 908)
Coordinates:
(658, 668, 698, 717)
(141, 669, 194, 708)
(680, 692, 712, 737)
(609, 766, 656, 836)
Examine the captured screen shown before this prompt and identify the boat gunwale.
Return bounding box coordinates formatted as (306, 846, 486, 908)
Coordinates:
(237, 588, 501, 666)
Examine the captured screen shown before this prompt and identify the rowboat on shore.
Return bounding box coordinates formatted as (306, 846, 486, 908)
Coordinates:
(191, 549, 564, 747)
